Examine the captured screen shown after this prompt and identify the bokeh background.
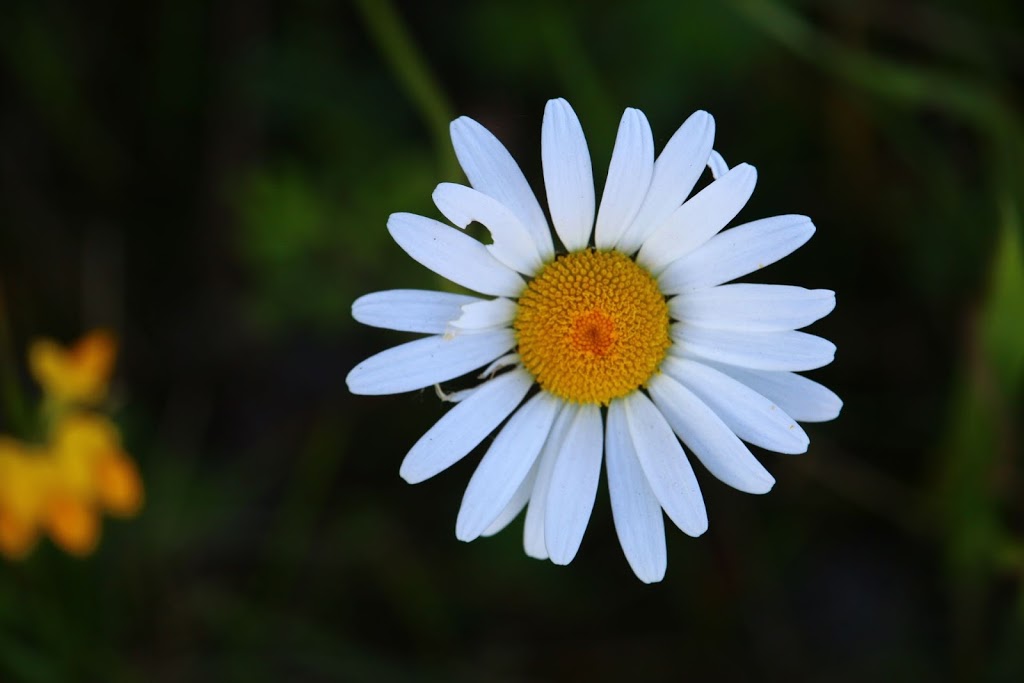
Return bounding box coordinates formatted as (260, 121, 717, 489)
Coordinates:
(1, 0, 1023, 680)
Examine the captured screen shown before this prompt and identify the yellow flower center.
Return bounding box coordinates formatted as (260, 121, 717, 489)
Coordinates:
(514, 249, 670, 405)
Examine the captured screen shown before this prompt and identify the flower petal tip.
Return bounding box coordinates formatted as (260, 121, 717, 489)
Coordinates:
(454, 524, 478, 544)
(692, 109, 715, 132)
(637, 569, 666, 584)
(398, 463, 423, 485)
(688, 520, 710, 537)
(449, 116, 473, 134)
(344, 367, 366, 395)
(831, 397, 844, 419)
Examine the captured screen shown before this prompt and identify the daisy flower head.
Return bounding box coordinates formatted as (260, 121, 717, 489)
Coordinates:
(347, 99, 840, 583)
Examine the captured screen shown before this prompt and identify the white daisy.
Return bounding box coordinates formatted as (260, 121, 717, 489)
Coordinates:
(347, 98, 840, 583)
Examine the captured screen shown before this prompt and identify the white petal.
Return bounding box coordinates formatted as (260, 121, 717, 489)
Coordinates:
(622, 391, 708, 537)
(399, 368, 534, 483)
(669, 284, 836, 332)
(352, 289, 480, 334)
(388, 213, 526, 297)
(477, 352, 520, 379)
(450, 116, 555, 259)
(605, 400, 666, 583)
(672, 325, 836, 372)
(659, 215, 815, 294)
(481, 457, 538, 537)
(449, 297, 517, 331)
(648, 374, 775, 494)
(637, 163, 757, 274)
(432, 183, 543, 275)
(544, 403, 604, 565)
(435, 384, 476, 403)
(346, 330, 515, 395)
(616, 111, 715, 254)
(523, 403, 573, 560)
(662, 357, 809, 454)
(542, 99, 595, 252)
(704, 361, 843, 423)
(456, 392, 560, 542)
(595, 108, 654, 249)
(707, 150, 729, 179)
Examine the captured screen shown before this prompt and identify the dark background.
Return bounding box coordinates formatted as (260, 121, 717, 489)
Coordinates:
(1, 0, 1022, 681)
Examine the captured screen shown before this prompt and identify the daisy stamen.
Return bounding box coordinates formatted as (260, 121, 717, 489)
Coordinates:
(515, 249, 669, 406)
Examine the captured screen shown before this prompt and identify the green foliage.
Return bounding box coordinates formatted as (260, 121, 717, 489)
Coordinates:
(982, 207, 1024, 392)
(931, 204, 1024, 675)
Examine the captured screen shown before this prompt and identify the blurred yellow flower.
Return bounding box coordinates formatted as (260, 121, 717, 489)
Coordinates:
(50, 412, 144, 519)
(0, 330, 143, 561)
(42, 490, 100, 558)
(29, 329, 117, 406)
(0, 438, 48, 559)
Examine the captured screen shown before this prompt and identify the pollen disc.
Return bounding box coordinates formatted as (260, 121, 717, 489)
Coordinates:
(514, 249, 670, 405)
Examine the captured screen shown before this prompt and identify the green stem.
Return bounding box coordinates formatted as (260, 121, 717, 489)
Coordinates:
(352, 0, 459, 178)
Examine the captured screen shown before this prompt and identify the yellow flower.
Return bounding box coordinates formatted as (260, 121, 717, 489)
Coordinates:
(0, 414, 144, 561)
(29, 330, 117, 406)
(1, 328, 142, 561)
(0, 438, 48, 559)
(44, 412, 144, 556)
(50, 412, 144, 520)
(0, 436, 104, 559)
(42, 491, 100, 558)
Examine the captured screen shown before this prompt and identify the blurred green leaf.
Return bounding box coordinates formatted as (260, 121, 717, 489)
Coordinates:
(231, 155, 437, 332)
(352, 0, 458, 178)
(932, 198, 1024, 670)
(980, 202, 1024, 391)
